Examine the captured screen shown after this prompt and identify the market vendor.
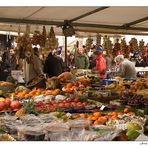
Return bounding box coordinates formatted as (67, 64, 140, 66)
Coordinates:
(114, 54, 136, 79)
(93, 47, 107, 79)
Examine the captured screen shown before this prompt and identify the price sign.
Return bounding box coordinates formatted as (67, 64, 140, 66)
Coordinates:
(100, 105, 106, 111)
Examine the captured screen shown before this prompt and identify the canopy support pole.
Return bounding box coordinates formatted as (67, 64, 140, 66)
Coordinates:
(65, 36, 68, 67)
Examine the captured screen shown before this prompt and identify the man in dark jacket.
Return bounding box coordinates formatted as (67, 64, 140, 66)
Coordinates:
(43, 50, 64, 78)
(0, 52, 11, 81)
(9, 48, 18, 70)
(135, 55, 146, 67)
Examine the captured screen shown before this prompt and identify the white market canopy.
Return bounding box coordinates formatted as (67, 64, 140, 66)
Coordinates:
(0, 6, 148, 36)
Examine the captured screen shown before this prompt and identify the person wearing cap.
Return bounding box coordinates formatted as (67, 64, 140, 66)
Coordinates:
(114, 54, 136, 79)
(75, 48, 90, 69)
(94, 47, 107, 79)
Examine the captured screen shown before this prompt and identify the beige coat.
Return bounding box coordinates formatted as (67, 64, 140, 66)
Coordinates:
(25, 55, 43, 82)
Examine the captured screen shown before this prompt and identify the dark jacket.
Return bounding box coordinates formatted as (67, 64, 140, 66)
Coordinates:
(135, 59, 146, 67)
(10, 55, 17, 70)
(0, 59, 11, 81)
(43, 53, 64, 77)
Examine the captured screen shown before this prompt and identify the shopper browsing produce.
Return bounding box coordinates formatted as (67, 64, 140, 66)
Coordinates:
(43, 49, 64, 78)
(9, 48, 18, 70)
(75, 48, 90, 69)
(26, 47, 43, 82)
(0, 51, 11, 81)
(114, 54, 136, 79)
(94, 47, 107, 79)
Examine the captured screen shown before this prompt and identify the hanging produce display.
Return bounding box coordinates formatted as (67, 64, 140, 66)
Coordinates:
(113, 38, 120, 54)
(85, 37, 93, 52)
(138, 39, 145, 52)
(45, 27, 59, 50)
(120, 38, 127, 54)
(15, 33, 32, 60)
(31, 26, 47, 47)
(96, 33, 101, 47)
(31, 30, 41, 46)
(129, 38, 138, 53)
(102, 35, 113, 54)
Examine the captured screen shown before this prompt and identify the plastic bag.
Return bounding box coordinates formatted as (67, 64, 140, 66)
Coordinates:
(67, 119, 90, 129)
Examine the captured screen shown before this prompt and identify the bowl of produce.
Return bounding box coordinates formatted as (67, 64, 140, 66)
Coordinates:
(26, 75, 46, 89)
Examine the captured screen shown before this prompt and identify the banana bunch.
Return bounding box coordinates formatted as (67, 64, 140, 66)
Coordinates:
(105, 82, 116, 89)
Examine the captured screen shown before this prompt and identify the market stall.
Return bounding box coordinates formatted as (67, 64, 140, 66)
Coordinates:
(0, 6, 148, 141)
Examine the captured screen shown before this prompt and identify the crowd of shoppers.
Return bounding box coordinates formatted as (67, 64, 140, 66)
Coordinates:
(0, 43, 148, 82)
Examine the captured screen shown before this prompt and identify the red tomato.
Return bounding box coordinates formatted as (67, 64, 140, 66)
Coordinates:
(58, 103, 64, 108)
(64, 103, 70, 108)
(73, 98, 79, 102)
(53, 104, 58, 109)
(58, 100, 63, 103)
(50, 100, 55, 105)
(63, 100, 67, 103)
(71, 102, 76, 107)
(82, 102, 87, 106)
(76, 102, 82, 106)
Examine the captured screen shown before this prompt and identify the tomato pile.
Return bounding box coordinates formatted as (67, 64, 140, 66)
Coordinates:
(35, 98, 90, 113)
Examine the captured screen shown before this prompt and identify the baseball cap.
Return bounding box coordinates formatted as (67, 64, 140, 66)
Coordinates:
(96, 47, 103, 52)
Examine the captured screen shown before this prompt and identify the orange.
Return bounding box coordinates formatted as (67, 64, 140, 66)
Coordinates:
(110, 112, 118, 116)
(86, 115, 93, 121)
(93, 120, 100, 125)
(97, 118, 103, 124)
(71, 86, 77, 90)
(91, 116, 98, 121)
(72, 114, 80, 119)
(79, 113, 86, 118)
(66, 83, 73, 89)
(124, 108, 129, 114)
(107, 112, 112, 116)
(93, 112, 101, 117)
(52, 89, 60, 95)
(111, 115, 118, 120)
(101, 116, 108, 122)
(126, 112, 135, 116)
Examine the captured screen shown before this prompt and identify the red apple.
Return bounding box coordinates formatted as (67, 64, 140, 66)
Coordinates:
(0, 101, 5, 111)
(10, 100, 21, 110)
(4, 99, 11, 108)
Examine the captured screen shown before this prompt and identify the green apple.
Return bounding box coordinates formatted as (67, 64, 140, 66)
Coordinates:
(127, 122, 142, 131)
(0, 90, 3, 96)
(126, 129, 140, 141)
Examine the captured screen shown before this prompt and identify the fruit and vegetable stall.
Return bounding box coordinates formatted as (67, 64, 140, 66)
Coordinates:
(0, 71, 148, 141)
